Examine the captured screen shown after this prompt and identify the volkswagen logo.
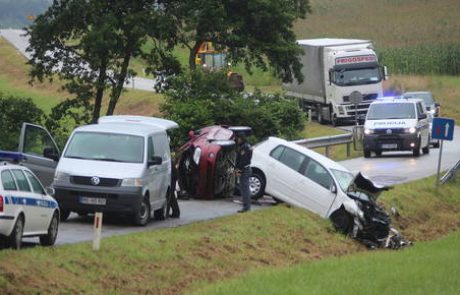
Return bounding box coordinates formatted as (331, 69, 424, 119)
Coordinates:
(386, 129, 392, 134)
(90, 176, 100, 185)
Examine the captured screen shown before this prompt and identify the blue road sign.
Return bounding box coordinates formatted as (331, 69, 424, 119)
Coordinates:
(432, 117, 455, 141)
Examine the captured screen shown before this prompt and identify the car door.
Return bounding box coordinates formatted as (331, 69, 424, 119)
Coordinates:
(24, 170, 51, 232)
(296, 158, 336, 217)
(266, 146, 306, 202)
(18, 123, 60, 187)
(10, 169, 38, 233)
(145, 135, 163, 209)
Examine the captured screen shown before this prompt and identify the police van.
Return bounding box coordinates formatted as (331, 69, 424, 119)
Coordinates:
(363, 98, 430, 158)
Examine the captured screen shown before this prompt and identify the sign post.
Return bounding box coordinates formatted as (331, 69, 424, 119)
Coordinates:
(93, 212, 103, 251)
(432, 117, 455, 189)
(349, 91, 363, 126)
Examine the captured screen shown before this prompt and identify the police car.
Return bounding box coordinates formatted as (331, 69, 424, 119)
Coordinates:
(0, 163, 59, 249)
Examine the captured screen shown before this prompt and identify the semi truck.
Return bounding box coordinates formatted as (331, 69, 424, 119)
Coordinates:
(283, 38, 388, 126)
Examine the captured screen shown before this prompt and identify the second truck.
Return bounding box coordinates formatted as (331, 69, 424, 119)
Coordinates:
(283, 38, 388, 126)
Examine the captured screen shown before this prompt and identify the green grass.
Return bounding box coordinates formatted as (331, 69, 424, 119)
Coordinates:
(191, 230, 460, 295)
(0, 174, 459, 294)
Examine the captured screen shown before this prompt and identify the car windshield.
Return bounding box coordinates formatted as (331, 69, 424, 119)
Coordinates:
(333, 67, 381, 86)
(331, 169, 354, 192)
(367, 103, 416, 120)
(402, 93, 435, 105)
(64, 132, 144, 163)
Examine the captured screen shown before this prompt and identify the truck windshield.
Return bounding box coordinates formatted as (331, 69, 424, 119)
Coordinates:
(64, 132, 144, 163)
(367, 103, 416, 120)
(333, 67, 381, 86)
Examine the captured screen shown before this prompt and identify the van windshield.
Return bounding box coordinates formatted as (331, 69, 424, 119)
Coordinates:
(64, 132, 144, 163)
(367, 103, 416, 120)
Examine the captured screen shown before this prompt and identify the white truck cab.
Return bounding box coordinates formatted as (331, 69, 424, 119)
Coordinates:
(53, 116, 178, 225)
(363, 98, 430, 158)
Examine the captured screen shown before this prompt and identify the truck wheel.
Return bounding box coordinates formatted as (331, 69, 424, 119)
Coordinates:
(363, 149, 371, 158)
(133, 196, 150, 226)
(9, 215, 24, 250)
(40, 211, 59, 246)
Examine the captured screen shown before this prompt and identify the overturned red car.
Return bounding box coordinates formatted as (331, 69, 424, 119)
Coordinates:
(175, 125, 251, 199)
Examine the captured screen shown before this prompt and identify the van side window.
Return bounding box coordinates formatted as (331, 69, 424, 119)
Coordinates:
(416, 103, 424, 117)
(1, 170, 17, 191)
(11, 169, 31, 192)
(153, 133, 170, 161)
(147, 137, 155, 160)
(303, 160, 333, 189)
(277, 147, 306, 172)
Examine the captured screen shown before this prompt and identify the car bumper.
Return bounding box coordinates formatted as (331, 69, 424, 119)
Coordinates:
(363, 133, 419, 151)
(54, 185, 143, 214)
(0, 215, 15, 236)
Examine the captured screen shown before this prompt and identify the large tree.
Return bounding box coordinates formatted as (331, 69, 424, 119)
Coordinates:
(161, 0, 310, 83)
(26, 0, 175, 123)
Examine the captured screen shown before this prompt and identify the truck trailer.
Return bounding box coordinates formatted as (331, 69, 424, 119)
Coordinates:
(283, 38, 388, 126)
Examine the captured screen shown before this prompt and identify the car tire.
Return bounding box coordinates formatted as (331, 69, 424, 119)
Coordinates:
(422, 143, 430, 154)
(60, 209, 71, 222)
(133, 196, 150, 226)
(330, 208, 354, 234)
(9, 215, 24, 250)
(413, 139, 421, 157)
(40, 211, 59, 246)
(249, 170, 266, 200)
(363, 149, 371, 158)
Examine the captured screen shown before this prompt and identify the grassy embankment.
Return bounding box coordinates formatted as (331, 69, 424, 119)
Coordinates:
(0, 173, 459, 294)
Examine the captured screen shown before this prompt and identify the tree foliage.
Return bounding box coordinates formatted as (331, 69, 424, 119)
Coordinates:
(26, 0, 175, 123)
(161, 71, 305, 146)
(161, 0, 310, 83)
(0, 93, 44, 151)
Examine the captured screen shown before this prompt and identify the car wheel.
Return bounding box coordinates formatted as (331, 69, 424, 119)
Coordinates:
(422, 143, 430, 154)
(133, 196, 150, 226)
(330, 209, 353, 235)
(363, 149, 371, 158)
(9, 215, 24, 250)
(249, 170, 266, 200)
(40, 211, 59, 246)
(413, 139, 421, 157)
(60, 209, 71, 222)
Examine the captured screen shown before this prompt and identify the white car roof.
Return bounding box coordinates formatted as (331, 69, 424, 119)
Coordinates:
(73, 122, 165, 137)
(261, 137, 350, 172)
(98, 115, 178, 130)
(371, 98, 423, 105)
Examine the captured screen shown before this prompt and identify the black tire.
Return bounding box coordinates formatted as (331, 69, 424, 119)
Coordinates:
(40, 211, 59, 246)
(60, 209, 71, 222)
(133, 196, 150, 226)
(422, 141, 430, 154)
(169, 189, 180, 218)
(330, 209, 354, 234)
(249, 170, 266, 200)
(363, 149, 371, 158)
(9, 215, 24, 250)
(433, 140, 440, 148)
(413, 139, 421, 157)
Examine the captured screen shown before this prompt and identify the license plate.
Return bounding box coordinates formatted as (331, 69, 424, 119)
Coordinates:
(79, 196, 106, 206)
(381, 143, 397, 149)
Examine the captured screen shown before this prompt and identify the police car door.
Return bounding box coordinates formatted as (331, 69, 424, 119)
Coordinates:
(24, 170, 51, 231)
(10, 169, 40, 233)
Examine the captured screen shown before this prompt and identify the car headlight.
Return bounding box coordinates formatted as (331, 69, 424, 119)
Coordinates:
(405, 127, 416, 134)
(121, 178, 144, 187)
(53, 172, 70, 183)
(193, 148, 201, 165)
(364, 128, 374, 135)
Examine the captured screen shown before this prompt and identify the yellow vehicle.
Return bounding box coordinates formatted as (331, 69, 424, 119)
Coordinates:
(195, 42, 244, 91)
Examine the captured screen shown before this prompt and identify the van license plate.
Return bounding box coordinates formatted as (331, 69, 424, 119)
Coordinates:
(80, 197, 106, 206)
(381, 143, 397, 149)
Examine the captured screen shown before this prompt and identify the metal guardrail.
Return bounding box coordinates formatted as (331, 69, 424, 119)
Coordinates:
(292, 133, 353, 158)
(440, 159, 460, 184)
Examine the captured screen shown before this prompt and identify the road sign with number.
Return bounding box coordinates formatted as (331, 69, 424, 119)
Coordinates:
(432, 117, 455, 141)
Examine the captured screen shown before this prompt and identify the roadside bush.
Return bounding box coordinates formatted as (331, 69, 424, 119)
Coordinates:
(0, 93, 44, 151)
(161, 71, 305, 146)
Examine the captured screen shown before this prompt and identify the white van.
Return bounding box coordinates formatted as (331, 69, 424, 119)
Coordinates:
(363, 98, 430, 158)
(53, 116, 178, 225)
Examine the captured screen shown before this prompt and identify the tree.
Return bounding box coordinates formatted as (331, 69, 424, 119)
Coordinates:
(26, 0, 175, 123)
(161, 0, 310, 83)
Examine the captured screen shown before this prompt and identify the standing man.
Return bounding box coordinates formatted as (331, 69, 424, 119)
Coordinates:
(235, 133, 253, 213)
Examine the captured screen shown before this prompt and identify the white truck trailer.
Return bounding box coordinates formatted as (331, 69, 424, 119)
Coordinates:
(283, 39, 388, 126)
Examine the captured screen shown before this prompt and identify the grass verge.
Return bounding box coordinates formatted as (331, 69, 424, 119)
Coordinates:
(0, 174, 459, 295)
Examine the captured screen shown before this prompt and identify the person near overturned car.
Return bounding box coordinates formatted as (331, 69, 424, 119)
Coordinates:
(235, 134, 253, 213)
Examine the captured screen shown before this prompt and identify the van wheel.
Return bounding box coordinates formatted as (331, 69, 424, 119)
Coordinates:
(133, 196, 150, 226)
(363, 149, 371, 158)
(40, 212, 59, 246)
(9, 215, 24, 250)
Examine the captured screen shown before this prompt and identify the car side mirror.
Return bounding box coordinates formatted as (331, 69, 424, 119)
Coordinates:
(419, 113, 427, 120)
(43, 147, 59, 161)
(148, 156, 162, 167)
(330, 183, 337, 194)
(46, 186, 55, 196)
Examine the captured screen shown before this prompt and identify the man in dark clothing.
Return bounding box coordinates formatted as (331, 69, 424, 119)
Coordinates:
(235, 135, 252, 212)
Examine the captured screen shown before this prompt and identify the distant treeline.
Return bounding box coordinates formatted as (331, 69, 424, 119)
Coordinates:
(379, 44, 460, 76)
(0, 0, 51, 28)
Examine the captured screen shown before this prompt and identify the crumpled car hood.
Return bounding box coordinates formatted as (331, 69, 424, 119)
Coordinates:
(346, 172, 391, 200)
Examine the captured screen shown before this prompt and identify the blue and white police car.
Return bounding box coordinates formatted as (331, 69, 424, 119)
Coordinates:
(0, 162, 59, 249)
